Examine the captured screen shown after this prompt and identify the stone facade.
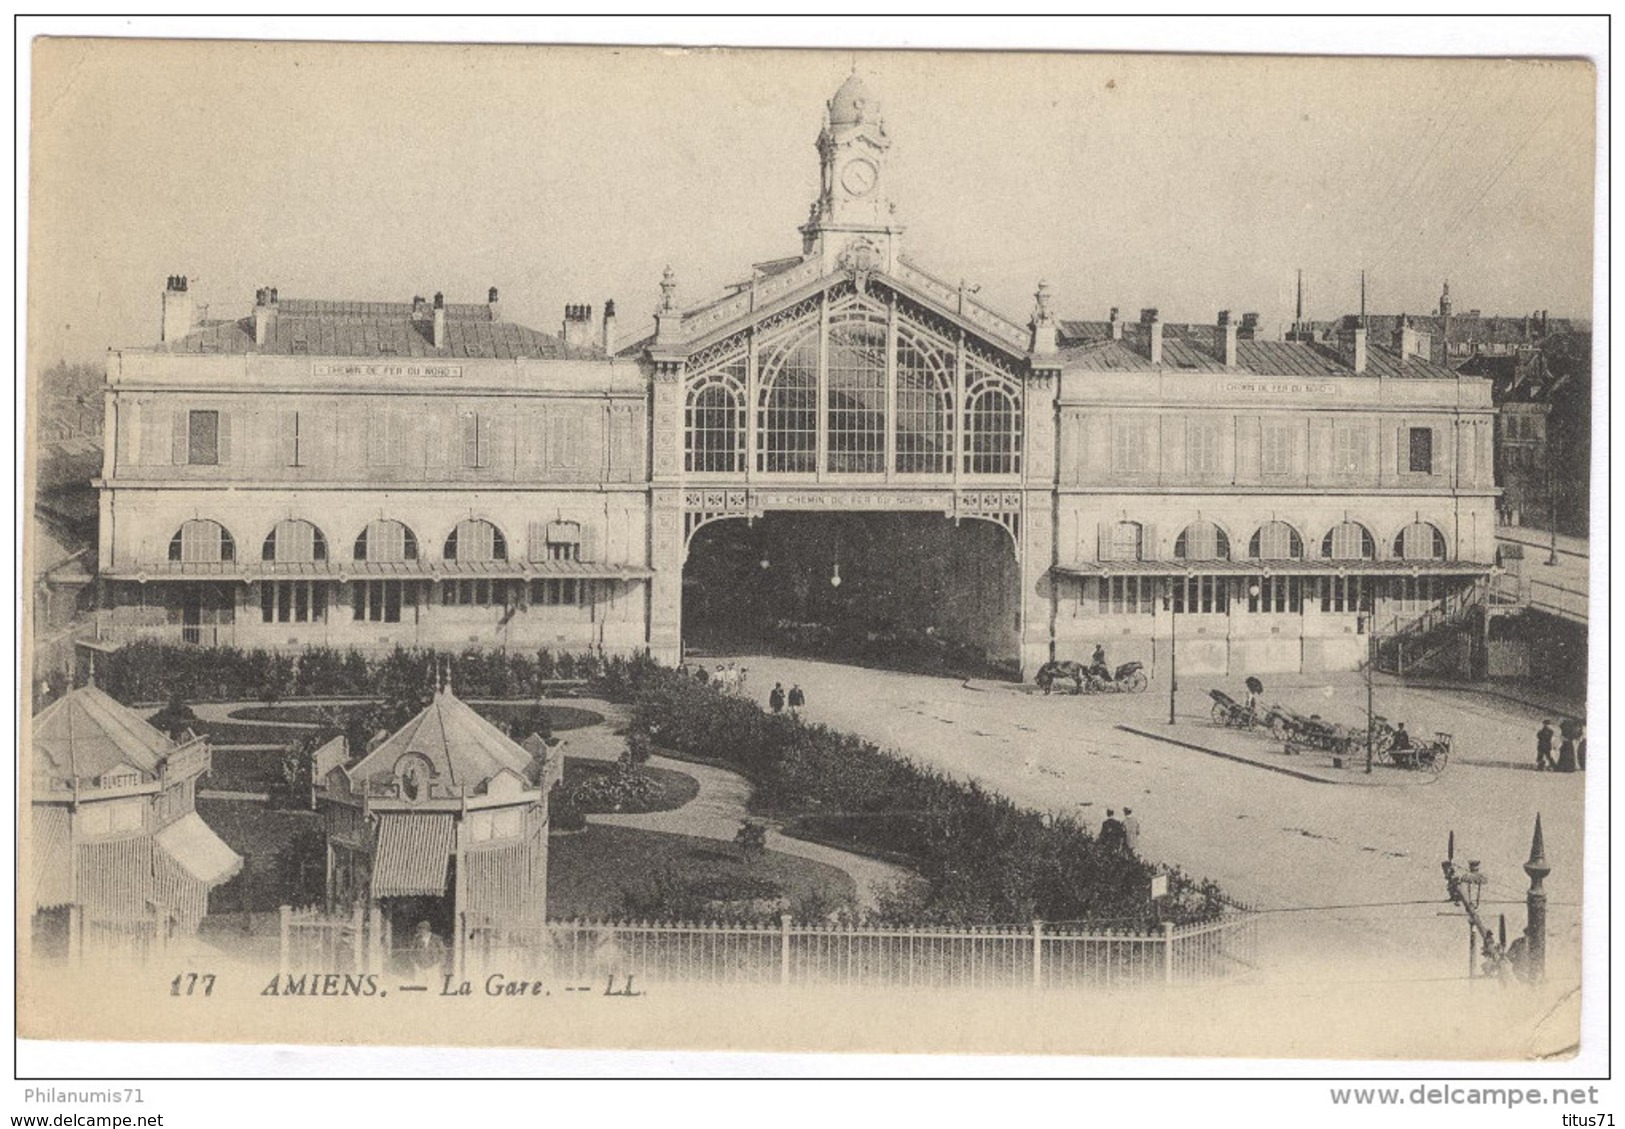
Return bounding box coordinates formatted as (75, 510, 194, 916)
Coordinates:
(94, 74, 1500, 679)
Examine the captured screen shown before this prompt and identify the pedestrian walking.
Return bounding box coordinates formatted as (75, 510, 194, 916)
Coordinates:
(787, 684, 805, 712)
(1557, 730, 1577, 774)
(1534, 720, 1556, 772)
(1121, 807, 1141, 856)
(1098, 808, 1128, 855)
(695, 665, 710, 685)
(769, 682, 786, 714)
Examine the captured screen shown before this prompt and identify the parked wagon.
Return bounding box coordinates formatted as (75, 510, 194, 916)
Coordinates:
(1379, 732, 1451, 773)
(1036, 660, 1149, 695)
(1209, 689, 1261, 729)
(1268, 705, 1361, 756)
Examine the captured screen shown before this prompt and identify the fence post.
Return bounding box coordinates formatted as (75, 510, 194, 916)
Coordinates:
(1032, 919, 1044, 989)
(780, 913, 793, 986)
(367, 903, 383, 976)
(1162, 920, 1175, 984)
(278, 905, 291, 980)
(351, 902, 364, 970)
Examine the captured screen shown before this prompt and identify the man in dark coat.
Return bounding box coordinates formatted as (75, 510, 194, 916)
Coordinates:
(1098, 809, 1128, 855)
(787, 684, 805, 712)
(769, 683, 786, 714)
(1535, 720, 1556, 771)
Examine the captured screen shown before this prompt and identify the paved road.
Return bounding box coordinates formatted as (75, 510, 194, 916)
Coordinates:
(719, 656, 1589, 987)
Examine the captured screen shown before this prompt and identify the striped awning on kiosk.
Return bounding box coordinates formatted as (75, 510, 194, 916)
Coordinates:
(370, 813, 455, 898)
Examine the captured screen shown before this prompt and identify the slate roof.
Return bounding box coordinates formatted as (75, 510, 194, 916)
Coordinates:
(153, 297, 590, 360)
(1056, 328, 1459, 379)
(345, 687, 540, 791)
(32, 686, 176, 786)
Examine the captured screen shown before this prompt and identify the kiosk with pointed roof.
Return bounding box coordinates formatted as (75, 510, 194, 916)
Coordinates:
(29, 685, 242, 958)
(315, 674, 561, 960)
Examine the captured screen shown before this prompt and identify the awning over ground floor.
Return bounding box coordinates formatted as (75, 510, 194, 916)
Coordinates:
(1053, 559, 1494, 579)
(154, 812, 243, 887)
(370, 813, 455, 899)
(101, 560, 657, 582)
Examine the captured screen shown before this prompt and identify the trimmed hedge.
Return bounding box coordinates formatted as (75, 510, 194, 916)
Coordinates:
(91, 641, 642, 705)
(614, 667, 1224, 928)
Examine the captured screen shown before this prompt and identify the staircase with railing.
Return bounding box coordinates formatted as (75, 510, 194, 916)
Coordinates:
(1373, 579, 1489, 678)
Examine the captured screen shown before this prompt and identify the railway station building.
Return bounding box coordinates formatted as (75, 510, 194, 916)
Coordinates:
(92, 73, 1499, 679)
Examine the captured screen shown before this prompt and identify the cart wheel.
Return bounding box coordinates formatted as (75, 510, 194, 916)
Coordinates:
(1211, 701, 1231, 725)
(1124, 670, 1148, 694)
(1429, 750, 1449, 774)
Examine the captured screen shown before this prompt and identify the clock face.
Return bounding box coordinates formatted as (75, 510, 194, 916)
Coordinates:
(840, 158, 878, 197)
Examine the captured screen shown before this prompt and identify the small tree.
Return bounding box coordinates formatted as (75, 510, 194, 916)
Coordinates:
(734, 819, 768, 862)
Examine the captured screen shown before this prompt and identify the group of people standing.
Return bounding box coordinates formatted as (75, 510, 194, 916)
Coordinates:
(768, 682, 805, 715)
(1534, 718, 1586, 773)
(1097, 807, 1141, 857)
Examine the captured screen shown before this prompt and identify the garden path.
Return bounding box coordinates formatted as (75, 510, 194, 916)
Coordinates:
(554, 700, 911, 911)
(176, 698, 911, 913)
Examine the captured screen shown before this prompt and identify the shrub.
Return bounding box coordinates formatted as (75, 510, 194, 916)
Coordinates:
(612, 665, 1223, 928)
(549, 782, 588, 833)
(571, 760, 659, 812)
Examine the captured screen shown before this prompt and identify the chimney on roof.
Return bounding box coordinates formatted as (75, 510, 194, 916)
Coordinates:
(253, 286, 278, 347)
(1140, 308, 1162, 365)
(602, 299, 617, 354)
(562, 303, 594, 350)
(161, 275, 196, 343)
(1108, 307, 1123, 340)
(1395, 314, 1429, 364)
(432, 292, 446, 349)
(1216, 310, 1239, 367)
(1353, 326, 1368, 374)
(1336, 315, 1368, 374)
(1239, 312, 1260, 341)
(487, 287, 501, 323)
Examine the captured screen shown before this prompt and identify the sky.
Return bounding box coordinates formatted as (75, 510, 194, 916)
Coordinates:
(27, 39, 1596, 366)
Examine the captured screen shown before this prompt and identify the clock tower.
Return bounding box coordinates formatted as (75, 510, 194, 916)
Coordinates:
(800, 71, 904, 273)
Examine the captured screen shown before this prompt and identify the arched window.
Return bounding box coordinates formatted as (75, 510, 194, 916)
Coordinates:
(1394, 521, 1448, 561)
(1174, 520, 1230, 561)
(826, 309, 888, 473)
(354, 519, 419, 563)
(444, 518, 507, 562)
(1322, 521, 1376, 561)
(1248, 521, 1304, 560)
(965, 361, 1021, 475)
(685, 360, 746, 473)
(756, 324, 818, 473)
(261, 519, 328, 563)
(894, 326, 953, 474)
(168, 519, 235, 564)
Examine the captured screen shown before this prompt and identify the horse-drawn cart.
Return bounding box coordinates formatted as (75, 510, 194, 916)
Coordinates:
(1378, 732, 1452, 773)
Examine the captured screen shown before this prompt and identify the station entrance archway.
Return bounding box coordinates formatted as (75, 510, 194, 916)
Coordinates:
(681, 510, 1020, 677)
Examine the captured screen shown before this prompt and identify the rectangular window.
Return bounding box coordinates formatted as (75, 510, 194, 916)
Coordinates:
(1187, 420, 1221, 477)
(1110, 419, 1150, 474)
(1318, 576, 1373, 615)
(352, 580, 407, 623)
(1408, 427, 1434, 473)
(441, 578, 508, 607)
(368, 410, 402, 466)
(1171, 575, 1230, 614)
(281, 411, 303, 466)
(1094, 575, 1153, 615)
(188, 410, 219, 465)
(462, 414, 488, 468)
(261, 581, 327, 624)
(1261, 424, 1293, 477)
(1246, 576, 1303, 614)
(529, 578, 584, 606)
(1333, 424, 1370, 477)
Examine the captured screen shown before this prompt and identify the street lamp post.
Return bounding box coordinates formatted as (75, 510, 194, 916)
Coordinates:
(1362, 614, 1375, 775)
(1167, 578, 1177, 726)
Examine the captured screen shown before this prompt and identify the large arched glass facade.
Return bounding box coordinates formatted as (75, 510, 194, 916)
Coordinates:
(689, 286, 1022, 478)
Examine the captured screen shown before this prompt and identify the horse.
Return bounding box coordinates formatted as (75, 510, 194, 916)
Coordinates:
(1036, 660, 1087, 695)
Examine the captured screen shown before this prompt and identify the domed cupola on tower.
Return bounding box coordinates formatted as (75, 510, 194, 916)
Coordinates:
(801, 69, 905, 272)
